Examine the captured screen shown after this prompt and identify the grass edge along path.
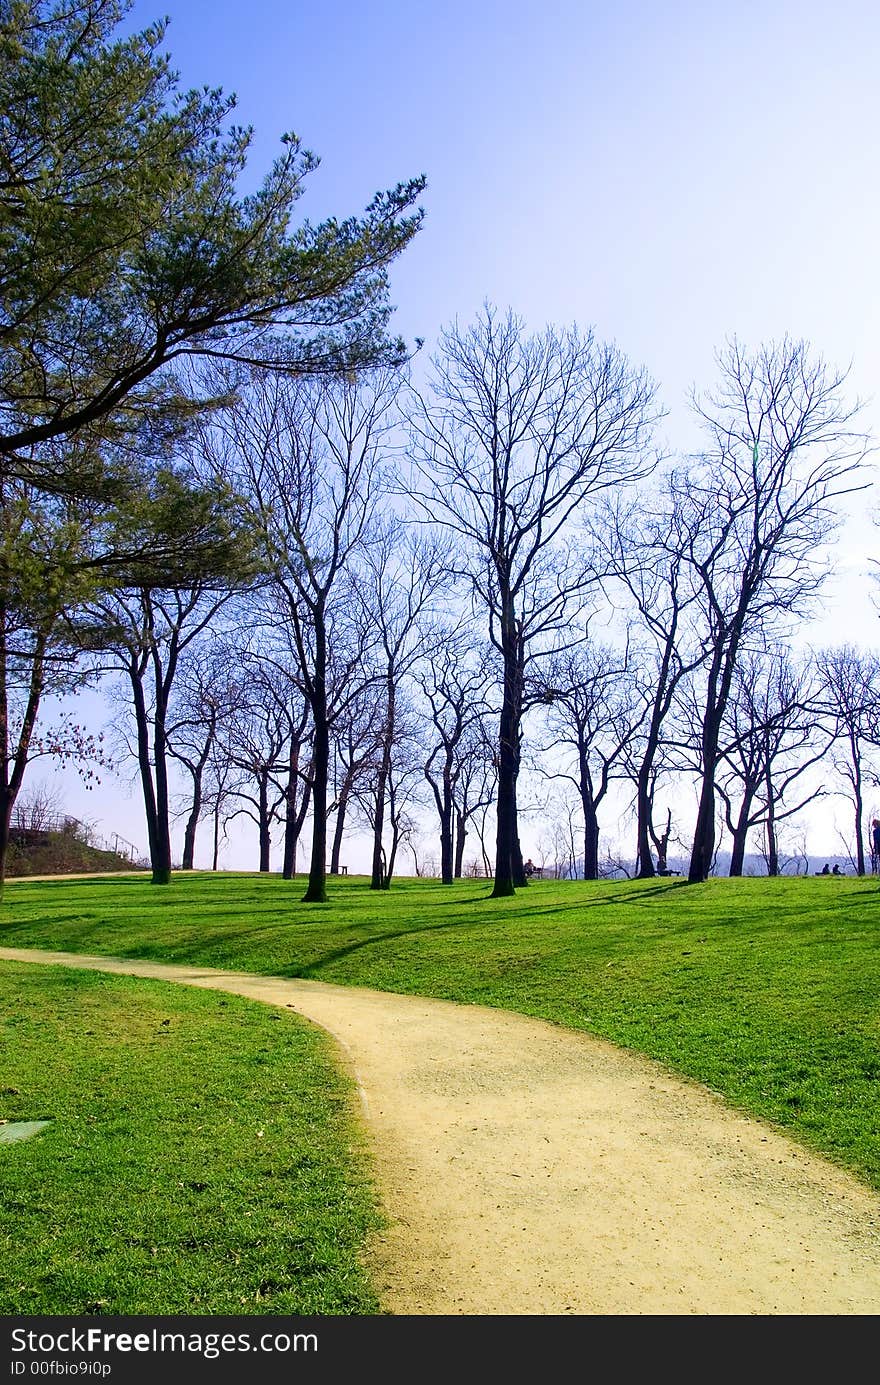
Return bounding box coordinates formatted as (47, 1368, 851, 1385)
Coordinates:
(2, 870, 880, 1195)
(0, 961, 384, 1316)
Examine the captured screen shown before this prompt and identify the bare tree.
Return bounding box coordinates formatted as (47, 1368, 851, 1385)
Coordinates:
(538, 640, 643, 879)
(328, 685, 382, 875)
(383, 751, 427, 886)
(165, 640, 245, 870)
(201, 739, 240, 872)
(279, 694, 313, 881)
(773, 829, 811, 877)
(417, 631, 494, 884)
(816, 644, 880, 875)
(10, 781, 66, 833)
(353, 521, 446, 889)
(715, 649, 830, 876)
(679, 337, 869, 883)
(451, 714, 499, 879)
(537, 794, 581, 879)
(218, 659, 292, 872)
(592, 488, 705, 876)
(213, 366, 398, 901)
(91, 583, 238, 883)
(235, 648, 313, 879)
(407, 304, 660, 896)
(354, 694, 427, 887)
(0, 483, 109, 885)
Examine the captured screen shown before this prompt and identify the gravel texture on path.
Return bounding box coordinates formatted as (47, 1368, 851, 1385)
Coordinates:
(2, 946, 879, 1316)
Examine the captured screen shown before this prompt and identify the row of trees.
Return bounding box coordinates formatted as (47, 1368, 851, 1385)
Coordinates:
(55, 317, 879, 896)
(0, 0, 425, 888)
(90, 586, 880, 888)
(3, 2, 876, 900)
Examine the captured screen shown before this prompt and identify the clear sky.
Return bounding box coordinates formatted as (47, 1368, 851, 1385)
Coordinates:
(46, 0, 880, 869)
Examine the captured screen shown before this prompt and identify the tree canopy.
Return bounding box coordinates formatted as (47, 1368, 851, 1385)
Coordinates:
(0, 0, 426, 490)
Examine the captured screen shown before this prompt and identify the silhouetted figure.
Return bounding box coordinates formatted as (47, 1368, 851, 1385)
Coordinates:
(832, 864, 843, 875)
(820, 863, 830, 875)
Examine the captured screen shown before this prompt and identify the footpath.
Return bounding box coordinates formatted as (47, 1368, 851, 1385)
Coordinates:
(2, 946, 880, 1315)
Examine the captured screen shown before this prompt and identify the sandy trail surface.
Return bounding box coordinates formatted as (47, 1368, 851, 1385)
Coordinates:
(2, 946, 880, 1316)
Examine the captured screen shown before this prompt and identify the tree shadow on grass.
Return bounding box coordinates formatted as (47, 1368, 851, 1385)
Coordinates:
(457, 878, 690, 915)
(289, 916, 497, 978)
(595, 880, 693, 908)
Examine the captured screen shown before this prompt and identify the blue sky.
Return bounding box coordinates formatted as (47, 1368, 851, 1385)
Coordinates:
(130, 1, 880, 508)
(50, 0, 880, 867)
(126, 0, 880, 407)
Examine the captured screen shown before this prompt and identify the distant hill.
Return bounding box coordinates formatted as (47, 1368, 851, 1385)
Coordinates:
(559, 849, 861, 880)
(682, 851, 856, 879)
(7, 821, 147, 878)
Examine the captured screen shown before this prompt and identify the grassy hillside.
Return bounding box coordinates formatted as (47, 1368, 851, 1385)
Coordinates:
(7, 829, 145, 877)
(0, 963, 381, 1315)
(3, 870, 879, 1191)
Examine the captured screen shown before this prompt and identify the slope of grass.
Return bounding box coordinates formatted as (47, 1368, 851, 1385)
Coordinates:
(7, 831, 144, 877)
(0, 963, 382, 1315)
(2, 870, 880, 1191)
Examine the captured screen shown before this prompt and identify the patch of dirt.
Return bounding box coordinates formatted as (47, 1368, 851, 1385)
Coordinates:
(2, 946, 879, 1315)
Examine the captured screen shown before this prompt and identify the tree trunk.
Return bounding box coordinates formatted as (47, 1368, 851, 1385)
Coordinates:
(149, 639, 175, 886)
(688, 678, 729, 884)
(303, 716, 329, 900)
(634, 635, 677, 878)
(728, 794, 752, 877)
(582, 802, 600, 880)
(579, 748, 599, 880)
(765, 816, 778, 876)
(428, 759, 455, 885)
(282, 740, 308, 880)
(688, 634, 741, 885)
(371, 675, 395, 891)
(635, 761, 657, 878)
(386, 781, 401, 885)
(258, 773, 272, 873)
(512, 824, 526, 888)
(439, 797, 454, 884)
(454, 809, 467, 879)
(303, 607, 329, 903)
(130, 668, 165, 885)
(853, 766, 865, 875)
(650, 807, 672, 874)
(728, 831, 746, 877)
(181, 796, 199, 871)
(764, 757, 778, 876)
(688, 774, 717, 884)
(0, 803, 10, 890)
(180, 756, 207, 871)
(492, 600, 521, 897)
(329, 780, 351, 875)
(282, 814, 297, 879)
(370, 759, 389, 889)
(0, 612, 48, 888)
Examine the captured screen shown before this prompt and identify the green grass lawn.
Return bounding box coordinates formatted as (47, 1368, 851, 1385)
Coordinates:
(0, 962, 382, 1316)
(2, 868, 879, 1315)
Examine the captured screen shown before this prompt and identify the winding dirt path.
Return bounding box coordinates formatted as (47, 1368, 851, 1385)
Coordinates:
(3, 946, 880, 1315)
